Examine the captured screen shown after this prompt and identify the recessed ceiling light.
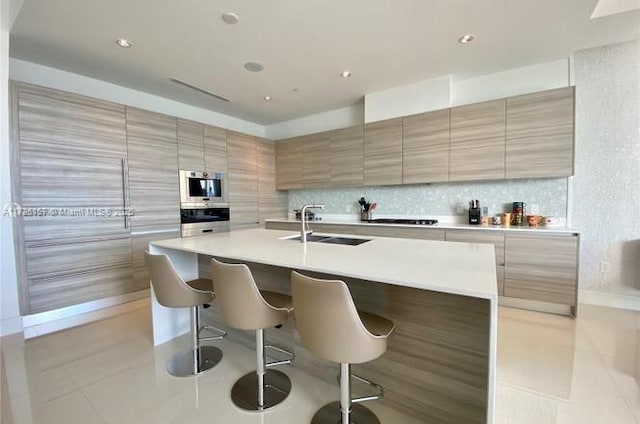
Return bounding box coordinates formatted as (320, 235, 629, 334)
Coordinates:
(116, 38, 132, 48)
(221, 12, 239, 24)
(244, 62, 264, 72)
(340, 70, 352, 78)
(264, 96, 272, 101)
(458, 34, 475, 44)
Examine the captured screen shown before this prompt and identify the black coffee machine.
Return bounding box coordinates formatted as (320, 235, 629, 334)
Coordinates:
(468, 199, 481, 225)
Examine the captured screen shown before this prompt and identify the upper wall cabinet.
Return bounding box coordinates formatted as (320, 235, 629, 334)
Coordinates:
(330, 125, 364, 187)
(506, 87, 575, 178)
(275, 137, 304, 190)
(402, 109, 450, 184)
(126, 107, 179, 232)
(364, 117, 403, 186)
(450, 99, 506, 182)
(257, 140, 288, 223)
(177, 119, 205, 171)
(302, 132, 331, 188)
(204, 124, 228, 173)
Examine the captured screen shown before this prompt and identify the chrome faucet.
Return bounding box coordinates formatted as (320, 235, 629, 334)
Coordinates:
(300, 204, 325, 243)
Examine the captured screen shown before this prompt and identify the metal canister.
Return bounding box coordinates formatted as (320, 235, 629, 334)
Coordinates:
(512, 202, 526, 226)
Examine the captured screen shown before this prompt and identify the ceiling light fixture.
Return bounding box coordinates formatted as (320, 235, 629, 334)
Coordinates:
(458, 34, 475, 44)
(340, 70, 352, 78)
(221, 12, 239, 24)
(264, 96, 272, 101)
(116, 38, 132, 48)
(244, 62, 264, 72)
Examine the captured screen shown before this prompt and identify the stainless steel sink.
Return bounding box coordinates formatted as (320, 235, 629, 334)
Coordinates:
(284, 235, 371, 246)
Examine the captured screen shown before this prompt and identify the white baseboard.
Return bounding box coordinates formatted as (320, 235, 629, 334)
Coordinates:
(22, 290, 150, 338)
(579, 289, 640, 311)
(0, 316, 24, 336)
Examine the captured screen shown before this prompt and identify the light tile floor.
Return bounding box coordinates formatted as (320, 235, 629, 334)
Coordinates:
(1, 304, 638, 423)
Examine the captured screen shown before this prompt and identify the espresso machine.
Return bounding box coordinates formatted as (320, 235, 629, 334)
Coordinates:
(468, 199, 481, 225)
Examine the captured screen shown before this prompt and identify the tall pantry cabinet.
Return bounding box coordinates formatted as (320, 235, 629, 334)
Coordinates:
(10, 82, 136, 314)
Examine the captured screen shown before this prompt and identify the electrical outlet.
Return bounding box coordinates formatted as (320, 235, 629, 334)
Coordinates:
(600, 261, 610, 273)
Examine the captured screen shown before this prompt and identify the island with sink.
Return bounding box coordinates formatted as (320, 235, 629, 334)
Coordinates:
(149, 228, 498, 424)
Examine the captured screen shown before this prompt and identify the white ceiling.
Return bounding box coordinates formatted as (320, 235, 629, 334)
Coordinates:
(9, 0, 640, 125)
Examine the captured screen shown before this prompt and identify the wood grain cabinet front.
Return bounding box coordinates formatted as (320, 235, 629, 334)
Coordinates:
(364, 118, 403, 186)
(227, 131, 259, 229)
(204, 124, 228, 173)
(177, 119, 205, 171)
(449, 99, 506, 182)
(445, 230, 505, 266)
(506, 87, 575, 178)
(275, 137, 304, 190)
(257, 140, 288, 223)
(12, 82, 135, 314)
(330, 125, 364, 187)
(126, 107, 179, 232)
(504, 233, 578, 306)
(402, 109, 450, 184)
(302, 132, 331, 188)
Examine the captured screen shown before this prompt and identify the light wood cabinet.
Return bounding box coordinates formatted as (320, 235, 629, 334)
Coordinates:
(12, 82, 135, 313)
(396, 228, 446, 241)
(177, 119, 205, 171)
(402, 109, 450, 184)
(504, 233, 578, 305)
(330, 125, 364, 187)
(449, 99, 506, 181)
(506, 87, 575, 178)
(227, 131, 259, 229)
(302, 132, 331, 188)
(257, 140, 288, 223)
(497, 266, 505, 296)
(445, 230, 505, 266)
(364, 118, 403, 186)
(204, 124, 227, 173)
(275, 137, 304, 190)
(126, 107, 179, 232)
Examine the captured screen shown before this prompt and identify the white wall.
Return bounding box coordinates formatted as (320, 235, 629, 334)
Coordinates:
(1, 0, 23, 336)
(265, 102, 364, 140)
(572, 40, 640, 303)
(451, 59, 570, 106)
(9, 59, 266, 138)
(364, 75, 451, 123)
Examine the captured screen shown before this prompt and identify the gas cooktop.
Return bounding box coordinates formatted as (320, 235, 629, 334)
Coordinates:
(366, 218, 438, 225)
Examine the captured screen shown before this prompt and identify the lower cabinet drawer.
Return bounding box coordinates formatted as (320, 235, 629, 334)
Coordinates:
(396, 228, 446, 241)
(28, 264, 134, 313)
(504, 233, 578, 305)
(265, 221, 298, 231)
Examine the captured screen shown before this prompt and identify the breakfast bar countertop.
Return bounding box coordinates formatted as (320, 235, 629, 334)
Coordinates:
(150, 228, 498, 301)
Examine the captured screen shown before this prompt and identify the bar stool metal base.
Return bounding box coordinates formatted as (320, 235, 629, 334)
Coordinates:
(231, 369, 292, 411)
(311, 401, 381, 424)
(167, 346, 223, 377)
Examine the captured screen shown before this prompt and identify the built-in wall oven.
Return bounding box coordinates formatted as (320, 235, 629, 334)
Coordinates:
(179, 170, 228, 206)
(180, 206, 230, 237)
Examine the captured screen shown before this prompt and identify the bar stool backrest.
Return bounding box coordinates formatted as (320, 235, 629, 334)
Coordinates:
(291, 271, 387, 364)
(211, 258, 288, 330)
(144, 250, 212, 308)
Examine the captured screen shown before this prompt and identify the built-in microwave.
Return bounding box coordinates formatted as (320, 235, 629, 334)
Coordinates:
(179, 170, 228, 206)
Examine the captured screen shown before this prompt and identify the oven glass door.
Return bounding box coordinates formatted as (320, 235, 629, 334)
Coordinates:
(187, 177, 222, 199)
(181, 207, 230, 224)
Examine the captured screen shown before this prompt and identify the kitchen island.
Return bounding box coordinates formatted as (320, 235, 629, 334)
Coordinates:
(150, 228, 498, 424)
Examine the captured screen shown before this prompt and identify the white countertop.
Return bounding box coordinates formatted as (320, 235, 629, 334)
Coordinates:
(266, 217, 580, 234)
(151, 228, 498, 301)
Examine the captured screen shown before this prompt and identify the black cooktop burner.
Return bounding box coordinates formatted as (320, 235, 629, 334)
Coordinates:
(366, 218, 438, 225)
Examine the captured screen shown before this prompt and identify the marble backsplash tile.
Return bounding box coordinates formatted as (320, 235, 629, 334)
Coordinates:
(289, 178, 568, 217)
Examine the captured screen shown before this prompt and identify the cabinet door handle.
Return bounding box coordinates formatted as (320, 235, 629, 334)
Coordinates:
(121, 158, 129, 229)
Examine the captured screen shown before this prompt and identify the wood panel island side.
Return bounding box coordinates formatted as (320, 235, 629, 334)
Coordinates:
(149, 228, 498, 424)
